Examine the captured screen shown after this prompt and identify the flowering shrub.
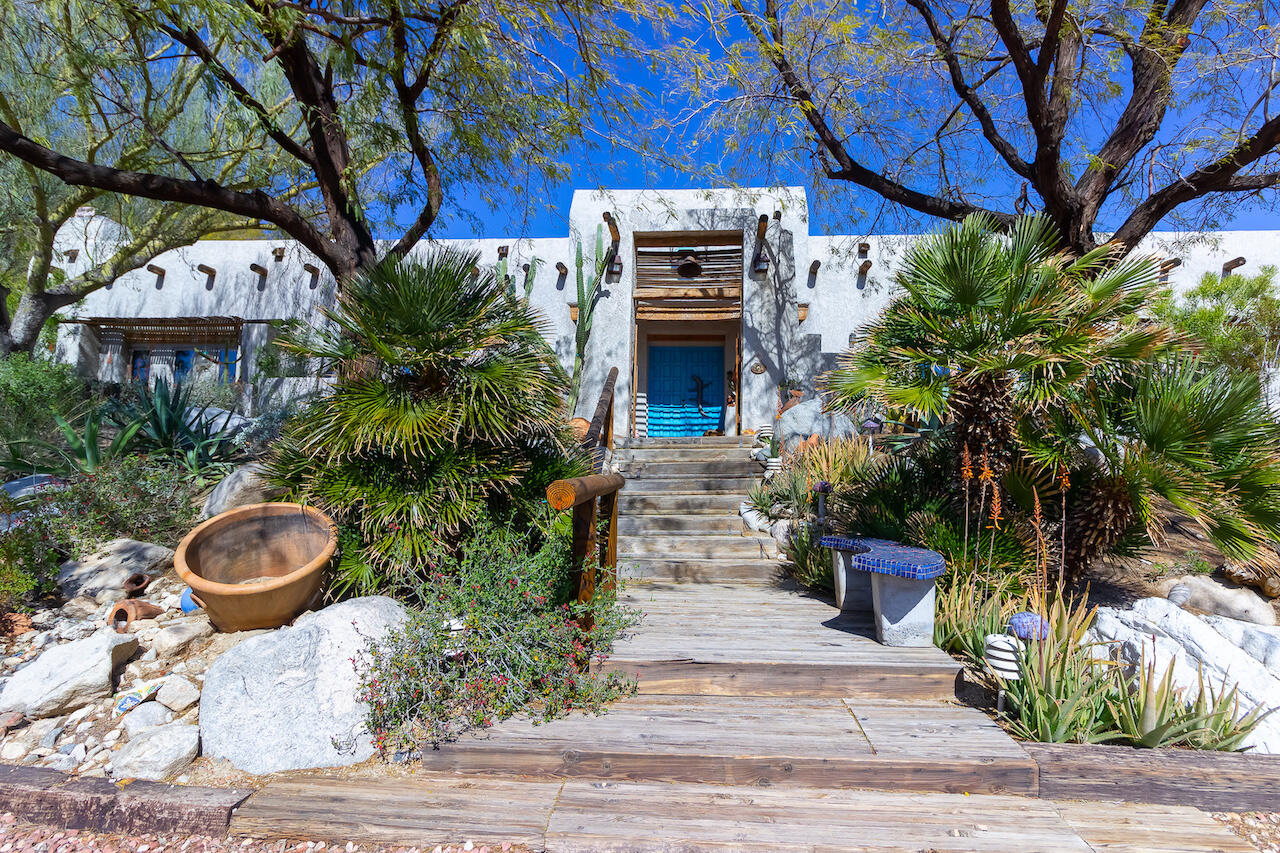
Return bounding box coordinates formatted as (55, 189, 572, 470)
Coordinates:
(355, 519, 639, 752)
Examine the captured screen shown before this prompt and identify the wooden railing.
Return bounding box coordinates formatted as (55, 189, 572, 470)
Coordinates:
(547, 367, 622, 626)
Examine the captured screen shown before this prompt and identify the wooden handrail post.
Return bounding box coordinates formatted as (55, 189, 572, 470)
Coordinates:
(572, 497, 598, 631)
(551, 364, 623, 628)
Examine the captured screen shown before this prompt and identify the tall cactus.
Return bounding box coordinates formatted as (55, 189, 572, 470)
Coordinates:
(521, 256, 539, 300)
(567, 224, 615, 413)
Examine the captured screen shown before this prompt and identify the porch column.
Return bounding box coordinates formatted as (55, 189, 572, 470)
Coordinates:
(96, 330, 127, 384)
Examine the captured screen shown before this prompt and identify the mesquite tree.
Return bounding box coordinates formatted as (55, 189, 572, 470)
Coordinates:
(0, 0, 643, 283)
(0, 13, 285, 357)
(661, 0, 1280, 254)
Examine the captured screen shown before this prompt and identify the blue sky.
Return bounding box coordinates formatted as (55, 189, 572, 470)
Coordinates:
(418, 15, 1280, 243)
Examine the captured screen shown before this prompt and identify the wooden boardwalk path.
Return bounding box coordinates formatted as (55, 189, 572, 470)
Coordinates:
(232, 582, 1255, 851)
(601, 583, 961, 699)
(232, 774, 1253, 852)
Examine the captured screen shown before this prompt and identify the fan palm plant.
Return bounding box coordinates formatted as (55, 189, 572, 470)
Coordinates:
(823, 214, 1171, 474)
(266, 249, 578, 596)
(1023, 358, 1280, 578)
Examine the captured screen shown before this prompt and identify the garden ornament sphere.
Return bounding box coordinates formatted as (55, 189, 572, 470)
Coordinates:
(984, 634, 1022, 681)
(1167, 583, 1193, 607)
(1008, 611, 1051, 641)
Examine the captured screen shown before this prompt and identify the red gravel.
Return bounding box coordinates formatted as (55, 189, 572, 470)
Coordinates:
(0, 814, 527, 853)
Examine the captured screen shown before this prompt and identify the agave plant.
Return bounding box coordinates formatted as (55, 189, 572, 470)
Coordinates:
(110, 379, 238, 470)
(822, 214, 1170, 475)
(266, 249, 577, 595)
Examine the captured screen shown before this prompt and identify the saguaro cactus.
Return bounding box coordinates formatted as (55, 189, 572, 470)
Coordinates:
(567, 224, 616, 413)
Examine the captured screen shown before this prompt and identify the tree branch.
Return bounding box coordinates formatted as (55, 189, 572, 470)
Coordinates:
(1111, 114, 1280, 249)
(732, 0, 1013, 225)
(904, 0, 1032, 180)
(0, 118, 339, 270)
(158, 23, 317, 168)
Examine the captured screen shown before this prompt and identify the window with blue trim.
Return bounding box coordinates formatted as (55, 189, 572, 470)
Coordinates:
(173, 349, 195, 383)
(215, 348, 239, 383)
(129, 349, 151, 382)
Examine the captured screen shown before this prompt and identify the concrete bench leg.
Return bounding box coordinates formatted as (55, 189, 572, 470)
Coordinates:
(870, 574, 936, 647)
(832, 550, 873, 613)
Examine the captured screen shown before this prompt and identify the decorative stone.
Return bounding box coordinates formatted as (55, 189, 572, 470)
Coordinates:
(156, 676, 201, 713)
(57, 540, 174, 604)
(110, 723, 199, 781)
(199, 463, 284, 520)
(151, 618, 214, 658)
(1008, 612, 1050, 641)
(0, 631, 138, 718)
(1160, 574, 1276, 625)
(200, 597, 408, 774)
(122, 701, 173, 737)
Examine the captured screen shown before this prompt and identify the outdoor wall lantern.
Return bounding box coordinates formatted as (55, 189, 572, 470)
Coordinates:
(677, 252, 702, 278)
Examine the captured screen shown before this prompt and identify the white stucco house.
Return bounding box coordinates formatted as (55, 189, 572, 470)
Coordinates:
(50, 186, 1280, 440)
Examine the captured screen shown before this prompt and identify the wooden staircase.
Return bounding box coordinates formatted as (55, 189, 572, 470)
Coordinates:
(615, 436, 782, 583)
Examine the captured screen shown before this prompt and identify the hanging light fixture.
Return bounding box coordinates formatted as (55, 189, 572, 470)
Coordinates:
(677, 251, 702, 278)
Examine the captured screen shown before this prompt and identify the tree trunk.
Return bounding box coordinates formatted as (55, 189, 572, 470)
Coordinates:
(949, 373, 1018, 477)
(1, 292, 58, 358)
(1064, 475, 1134, 581)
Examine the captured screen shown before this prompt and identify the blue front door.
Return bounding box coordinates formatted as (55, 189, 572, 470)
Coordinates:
(647, 345, 725, 437)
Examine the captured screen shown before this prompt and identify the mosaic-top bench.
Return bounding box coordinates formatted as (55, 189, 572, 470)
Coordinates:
(819, 536, 946, 647)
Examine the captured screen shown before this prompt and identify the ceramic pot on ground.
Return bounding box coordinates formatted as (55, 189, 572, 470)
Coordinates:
(174, 502, 337, 632)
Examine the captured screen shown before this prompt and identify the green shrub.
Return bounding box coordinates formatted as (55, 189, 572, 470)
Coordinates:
(266, 249, 578, 596)
(784, 522, 831, 591)
(355, 519, 639, 751)
(0, 458, 201, 574)
(0, 355, 87, 464)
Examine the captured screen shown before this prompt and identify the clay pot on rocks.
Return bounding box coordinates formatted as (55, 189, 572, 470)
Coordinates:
(122, 572, 152, 597)
(110, 599, 165, 633)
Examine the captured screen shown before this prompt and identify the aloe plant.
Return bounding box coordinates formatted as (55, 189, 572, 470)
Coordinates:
(4, 408, 140, 475)
(1108, 663, 1273, 751)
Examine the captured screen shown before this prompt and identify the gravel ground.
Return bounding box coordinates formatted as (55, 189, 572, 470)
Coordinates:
(1218, 812, 1280, 852)
(0, 814, 528, 853)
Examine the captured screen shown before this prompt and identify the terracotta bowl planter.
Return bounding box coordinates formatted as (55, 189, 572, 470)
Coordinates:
(174, 503, 337, 632)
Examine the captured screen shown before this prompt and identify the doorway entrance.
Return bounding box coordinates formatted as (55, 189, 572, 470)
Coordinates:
(646, 344, 726, 437)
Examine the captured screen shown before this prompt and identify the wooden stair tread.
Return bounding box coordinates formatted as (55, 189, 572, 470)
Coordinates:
(420, 696, 1031, 794)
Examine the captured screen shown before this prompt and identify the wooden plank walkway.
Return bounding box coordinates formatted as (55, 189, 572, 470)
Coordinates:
(420, 695, 1037, 794)
(232, 774, 1252, 852)
(601, 583, 961, 700)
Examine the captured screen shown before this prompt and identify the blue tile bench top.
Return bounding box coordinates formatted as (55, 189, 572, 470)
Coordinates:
(818, 536, 946, 580)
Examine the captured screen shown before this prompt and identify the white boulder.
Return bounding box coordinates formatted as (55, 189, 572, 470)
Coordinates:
(1202, 616, 1280, 679)
(58, 540, 174, 604)
(0, 631, 137, 718)
(156, 676, 201, 713)
(199, 596, 408, 774)
(739, 502, 771, 533)
(111, 723, 199, 781)
(151, 617, 214, 658)
(199, 463, 284, 520)
(122, 701, 173, 737)
(1091, 597, 1280, 752)
(1161, 574, 1276, 625)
